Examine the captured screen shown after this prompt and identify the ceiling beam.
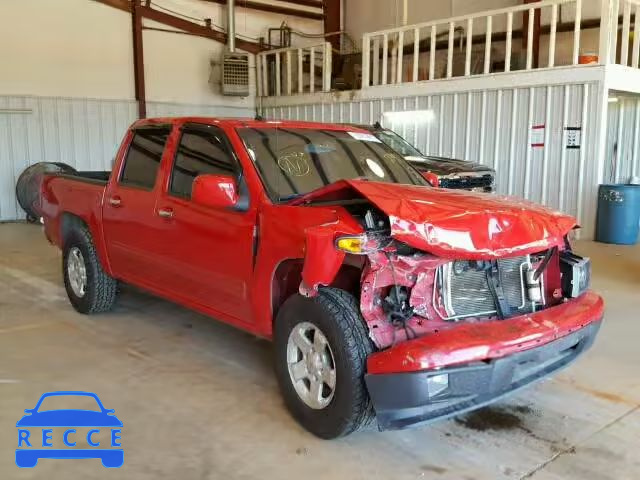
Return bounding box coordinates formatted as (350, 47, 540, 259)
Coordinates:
(94, 0, 131, 13)
(201, 0, 324, 20)
(92, 0, 264, 53)
(281, 0, 324, 8)
(138, 4, 263, 52)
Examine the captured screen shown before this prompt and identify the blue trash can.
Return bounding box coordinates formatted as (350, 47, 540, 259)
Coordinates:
(596, 184, 640, 245)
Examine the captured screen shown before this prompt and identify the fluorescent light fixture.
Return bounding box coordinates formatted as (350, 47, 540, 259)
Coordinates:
(383, 109, 436, 124)
(608, 97, 619, 103)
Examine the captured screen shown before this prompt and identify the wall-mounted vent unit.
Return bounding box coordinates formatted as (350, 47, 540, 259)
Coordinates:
(222, 52, 250, 96)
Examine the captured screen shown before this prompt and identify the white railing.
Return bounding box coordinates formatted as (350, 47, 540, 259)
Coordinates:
(614, 0, 640, 67)
(257, 43, 332, 97)
(361, 0, 584, 88)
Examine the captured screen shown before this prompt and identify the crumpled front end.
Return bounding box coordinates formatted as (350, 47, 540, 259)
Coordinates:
(292, 180, 603, 431)
(358, 240, 580, 350)
(356, 230, 602, 431)
(291, 179, 578, 260)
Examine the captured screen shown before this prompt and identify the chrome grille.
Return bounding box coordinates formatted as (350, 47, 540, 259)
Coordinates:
(435, 256, 536, 320)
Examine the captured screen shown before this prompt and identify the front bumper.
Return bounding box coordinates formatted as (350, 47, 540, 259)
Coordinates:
(367, 320, 601, 430)
(365, 292, 604, 431)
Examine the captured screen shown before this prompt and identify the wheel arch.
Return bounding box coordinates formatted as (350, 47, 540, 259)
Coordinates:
(271, 257, 364, 331)
(59, 212, 113, 276)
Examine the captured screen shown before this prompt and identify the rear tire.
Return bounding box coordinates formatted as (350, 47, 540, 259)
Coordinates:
(62, 224, 117, 314)
(274, 287, 375, 439)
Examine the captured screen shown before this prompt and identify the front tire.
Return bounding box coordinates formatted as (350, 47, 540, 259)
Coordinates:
(62, 225, 117, 314)
(274, 287, 375, 439)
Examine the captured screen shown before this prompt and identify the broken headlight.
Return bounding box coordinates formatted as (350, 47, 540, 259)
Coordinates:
(560, 251, 591, 298)
(335, 233, 392, 255)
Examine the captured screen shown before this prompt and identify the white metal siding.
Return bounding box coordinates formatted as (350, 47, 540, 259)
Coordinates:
(0, 95, 253, 222)
(605, 95, 640, 184)
(265, 82, 603, 238)
(145, 101, 253, 119)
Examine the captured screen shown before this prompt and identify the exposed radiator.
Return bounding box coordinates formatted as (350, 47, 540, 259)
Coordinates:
(435, 255, 541, 320)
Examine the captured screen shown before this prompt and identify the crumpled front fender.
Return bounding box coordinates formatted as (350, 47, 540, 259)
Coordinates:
(299, 221, 361, 296)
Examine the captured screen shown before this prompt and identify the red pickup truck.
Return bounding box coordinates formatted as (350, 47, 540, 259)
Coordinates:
(40, 117, 604, 439)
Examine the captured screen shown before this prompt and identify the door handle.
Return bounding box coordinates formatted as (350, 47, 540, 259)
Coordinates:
(158, 208, 174, 219)
(109, 196, 122, 207)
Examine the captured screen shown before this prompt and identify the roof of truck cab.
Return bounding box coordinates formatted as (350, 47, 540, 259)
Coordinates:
(131, 117, 372, 131)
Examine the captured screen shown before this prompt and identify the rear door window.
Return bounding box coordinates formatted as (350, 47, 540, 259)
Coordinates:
(120, 127, 171, 189)
(170, 125, 237, 199)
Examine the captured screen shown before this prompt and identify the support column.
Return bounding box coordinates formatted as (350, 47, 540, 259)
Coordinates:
(324, 0, 340, 91)
(323, 0, 340, 52)
(132, 1, 146, 119)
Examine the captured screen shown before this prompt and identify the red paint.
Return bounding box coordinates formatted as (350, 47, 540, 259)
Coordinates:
(40, 117, 602, 377)
(192, 174, 239, 209)
(420, 171, 440, 187)
(531, 124, 546, 148)
(367, 290, 604, 374)
(40, 118, 371, 338)
(291, 179, 576, 260)
(299, 222, 349, 296)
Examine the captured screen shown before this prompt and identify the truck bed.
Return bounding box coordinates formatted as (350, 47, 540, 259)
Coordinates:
(58, 170, 111, 185)
(40, 171, 110, 249)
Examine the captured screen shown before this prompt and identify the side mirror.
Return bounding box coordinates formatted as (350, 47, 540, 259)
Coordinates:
(192, 174, 238, 209)
(24, 409, 33, 414)
(421, 171, 439, 187)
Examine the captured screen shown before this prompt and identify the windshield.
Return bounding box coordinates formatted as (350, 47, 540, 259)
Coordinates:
(374, 130, 423, 157)
(237, 128, 427, 201)
(36, 394, 102, 412)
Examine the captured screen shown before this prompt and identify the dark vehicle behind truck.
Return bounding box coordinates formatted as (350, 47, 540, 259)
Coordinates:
(354, 123, 495, 192)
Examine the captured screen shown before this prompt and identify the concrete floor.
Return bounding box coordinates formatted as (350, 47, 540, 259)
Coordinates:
(0, 223, 638, 480)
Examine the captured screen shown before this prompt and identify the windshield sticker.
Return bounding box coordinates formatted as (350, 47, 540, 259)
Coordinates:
(347, 132, 382, 143)
(278, 152, 310, 177)
(306, 144, 334, 154)
(365, 158, 385, 178)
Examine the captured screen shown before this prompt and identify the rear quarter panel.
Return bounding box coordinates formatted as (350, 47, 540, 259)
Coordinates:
(41, 175, 112, 274)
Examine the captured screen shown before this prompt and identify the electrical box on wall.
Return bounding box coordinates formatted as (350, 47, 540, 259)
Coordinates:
(221, 52, 250, 96)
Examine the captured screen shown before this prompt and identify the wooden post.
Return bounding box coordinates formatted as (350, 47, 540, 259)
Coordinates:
(132, 1, 146, 118)
(323, 0, 341, 52)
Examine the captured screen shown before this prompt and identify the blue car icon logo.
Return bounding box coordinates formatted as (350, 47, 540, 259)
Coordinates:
(16, 391, 123, 468)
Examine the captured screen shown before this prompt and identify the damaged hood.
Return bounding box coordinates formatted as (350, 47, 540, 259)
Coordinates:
(290, 180, 577, 258)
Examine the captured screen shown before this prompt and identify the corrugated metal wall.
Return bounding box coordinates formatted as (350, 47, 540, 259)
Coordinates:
(265, 82, 604, 238)
(605, 95, 640, 184)
(0, 95, 253, 221)
(146, 101, 254, 118)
